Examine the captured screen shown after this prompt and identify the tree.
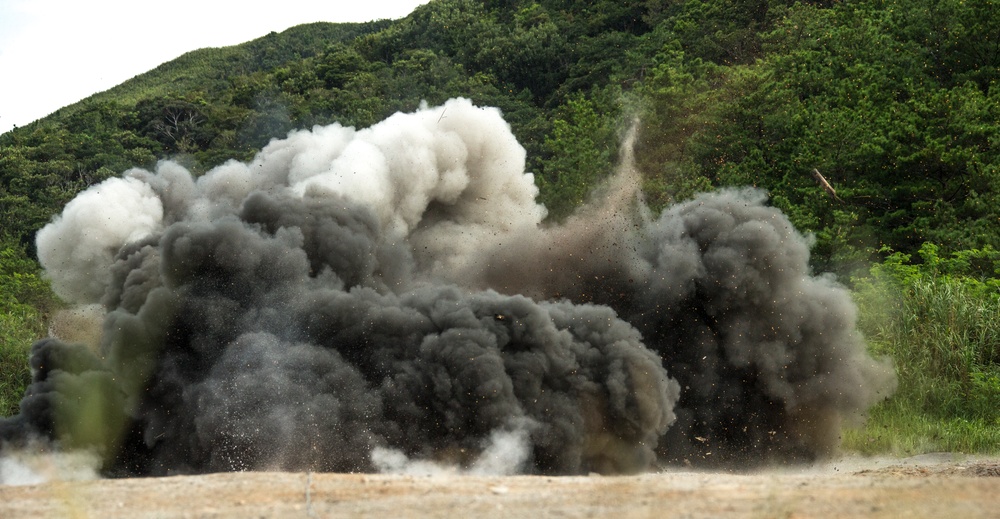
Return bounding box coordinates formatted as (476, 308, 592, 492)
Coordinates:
(537, 91, 620, 218)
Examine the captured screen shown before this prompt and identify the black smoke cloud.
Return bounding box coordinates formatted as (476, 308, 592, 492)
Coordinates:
(0, 98, 893, 477)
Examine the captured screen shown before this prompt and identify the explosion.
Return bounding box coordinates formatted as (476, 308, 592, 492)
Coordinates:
(0, 98, 895, 478)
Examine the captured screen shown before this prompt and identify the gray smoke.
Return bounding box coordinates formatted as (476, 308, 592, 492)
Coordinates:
(0, 98, 894, 477)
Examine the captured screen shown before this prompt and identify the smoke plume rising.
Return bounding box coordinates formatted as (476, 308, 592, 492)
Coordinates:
(0, 98, 894, 478)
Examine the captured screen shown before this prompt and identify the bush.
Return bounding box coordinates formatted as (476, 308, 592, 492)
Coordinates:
(846, 243, 1000, 454)
(0, 241, 57, 417)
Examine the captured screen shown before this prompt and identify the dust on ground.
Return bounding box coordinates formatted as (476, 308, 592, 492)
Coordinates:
(1, 454, 998, 518)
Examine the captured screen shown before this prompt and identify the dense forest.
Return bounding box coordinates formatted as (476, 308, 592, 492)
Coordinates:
(2, 0, 1000, 455)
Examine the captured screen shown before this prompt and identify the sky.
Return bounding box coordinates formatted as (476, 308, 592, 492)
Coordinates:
(0, 0, 431, 135)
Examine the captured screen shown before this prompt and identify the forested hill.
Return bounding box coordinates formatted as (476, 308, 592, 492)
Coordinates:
(3, 0, 1000, 278)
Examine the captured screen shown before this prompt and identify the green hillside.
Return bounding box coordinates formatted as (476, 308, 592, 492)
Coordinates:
(3, 0, 1000, 456)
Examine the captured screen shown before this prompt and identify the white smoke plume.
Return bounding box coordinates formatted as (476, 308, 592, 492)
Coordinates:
(36, 177, 163, 304)
(0, 447, 100, 485)
(1, 98, 894, 478)
(371, 422, 532, 477)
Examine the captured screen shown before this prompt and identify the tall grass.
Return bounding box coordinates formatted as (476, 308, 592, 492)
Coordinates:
(0, 242, 58, 417)
(845, 245, 1000, 455)
(0, 307, 42, 417)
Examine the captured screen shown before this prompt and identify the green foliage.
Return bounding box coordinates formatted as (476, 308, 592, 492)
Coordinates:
(888, 0, 1000, 91)
(667, 0, 783, 65)
(0, 104, 160, 245)
(635, 0, 1000, 275)
(537, 92, 621, 218)
(634, 43, 718, 209)
(0, 241, 57, 417)
(843, 403, 1000, 455)
(848, 244, 1000, 454)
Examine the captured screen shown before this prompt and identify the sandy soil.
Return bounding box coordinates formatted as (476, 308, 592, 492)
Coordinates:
(2, 454, 998, 518)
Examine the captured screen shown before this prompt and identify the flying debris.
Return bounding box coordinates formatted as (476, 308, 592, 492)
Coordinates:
(811, 168, 842, 202)
(0, 98, 895, 479)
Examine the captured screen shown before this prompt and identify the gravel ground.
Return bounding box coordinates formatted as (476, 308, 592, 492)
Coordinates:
(2, 454, 998, 518)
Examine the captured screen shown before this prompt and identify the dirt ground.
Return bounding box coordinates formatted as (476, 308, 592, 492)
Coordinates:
(2, 454, 998, 518)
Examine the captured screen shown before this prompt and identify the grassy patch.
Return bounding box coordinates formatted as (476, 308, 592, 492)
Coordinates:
(0, 309, 37, 417)
(843, 399, 1000, 456)
(0, 242, 57, 417)
(844, 245, 1000, 456)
